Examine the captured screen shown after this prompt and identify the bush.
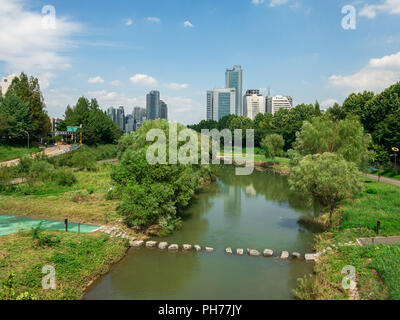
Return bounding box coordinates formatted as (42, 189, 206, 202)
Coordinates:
(28, 161, 55, 183)
(53, 167, 77, 186)
(71, 150, 97, 171)
(0, 167, 13, 190)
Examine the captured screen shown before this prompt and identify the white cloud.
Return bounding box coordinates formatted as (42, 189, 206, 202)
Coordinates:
(359, 0, 400, 19)
(125, 18, 133, 26)
(109, 80, 123, 87)
(164, 82, 189, 90)
(147, 17, 160, 23)
(269, 0, 290, 7)
(0, 0, 80, 88)
(251, 0, 265, 4)
(129, 74, 158, 86)
(329, 51, 400, 93)
(184, 20, 194, 28)
(87, 90, 118, 101)
(321, 99, 339, 108)
(88, 76, 104, 84)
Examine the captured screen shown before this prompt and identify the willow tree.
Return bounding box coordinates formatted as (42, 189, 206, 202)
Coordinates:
(289, 152, 363, 226)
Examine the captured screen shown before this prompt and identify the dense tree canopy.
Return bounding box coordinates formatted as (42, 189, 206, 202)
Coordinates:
(289, 152, 363, 226)
(64, 97, 121, 145)
(7, 73, 51, 140)
(290, 117, 373, 166)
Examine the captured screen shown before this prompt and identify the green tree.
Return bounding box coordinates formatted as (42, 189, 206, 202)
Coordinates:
(0, 93, 32, 143)
(289, 153, 363, 226)
(7, 73, 51, 140)
(342, 91, 374, 119)
(261, 134, 284, 164)
(291, 117, 373, 166)
(64, 97, 121, 145)
(325, 103, 346, 121)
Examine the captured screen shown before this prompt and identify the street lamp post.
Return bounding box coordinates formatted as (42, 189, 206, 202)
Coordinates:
(23, 130, 30, 149)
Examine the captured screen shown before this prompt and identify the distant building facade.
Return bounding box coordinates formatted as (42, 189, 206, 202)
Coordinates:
(160, 100, 168, 120)
(266, 95, 293, 115)
(243, 89, 264, 120)
(133, 106, 147, 129)
(116, 106, 125, 131)
(206, 91, 213, 120)
(212, 88, 236, 121)
(225, 65, 243, 116)
(1, 74, 17, 96)
(146, 90, 161, 120)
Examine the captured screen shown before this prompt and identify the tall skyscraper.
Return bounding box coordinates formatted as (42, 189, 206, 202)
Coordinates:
(225, 65, 243, 116)
(125, 114, 134, 133)
(212, 88, 236, 121)
(116, 106, 125, 131)
(160, 100, 168, 120)
(266, 95, 293, 115)
(206, 91, 213, 120)
(107, 107, 117, 123)
(243, 90, 265, 120)
(146, 90, 160, 120)
(133, 107, 146, 123)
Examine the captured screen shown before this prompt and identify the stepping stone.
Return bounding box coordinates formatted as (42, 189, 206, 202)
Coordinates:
(280, 251, 289, 259)
(130, 240, 144, 247)
(168, 244, 179, 251)
(194, 245, 201, 252)
(146, 241, 158, 248)
(205, 247, 214, 252)
(183, 244, 192, 251)
(263, 249, 274, 257)
(158, 242, 168, 250)
(249, 249, 261, 257)
(226, 248, 233, 254)
(292, 252, 301, 259)
(236, 249, 244, 256)
(304, 253, 317, 261)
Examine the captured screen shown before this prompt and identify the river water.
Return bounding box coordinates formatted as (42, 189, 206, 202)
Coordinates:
(85, 166, 320, 300)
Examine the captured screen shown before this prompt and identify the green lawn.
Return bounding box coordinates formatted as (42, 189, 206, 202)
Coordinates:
(0, 145, 40, 162)
(0, 230, 128, 300)
(298, 179, 400, 300)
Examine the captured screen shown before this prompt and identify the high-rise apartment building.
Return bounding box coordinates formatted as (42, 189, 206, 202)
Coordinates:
(125, 114, 134, 133)
(1, 74, 17, 96)
(133, 107, 146, 123)
(116, 106, 125, 131)
(243, 90, 265, 120)
(160, 100, 168, 120)
(146, 90, 161, 120)
(212, 88, 236, 121)
(206, 91, 213, 120)
(225, 65, 243, 116)
(107, 107, 117, 123)
(266, 95, 293, 115)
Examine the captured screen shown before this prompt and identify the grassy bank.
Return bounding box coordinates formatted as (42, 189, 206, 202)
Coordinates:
(0, 164, 120, 225)
(0, 145, 41, 162)
(295, 179, 400, 300)
(0, 230, 128, 300)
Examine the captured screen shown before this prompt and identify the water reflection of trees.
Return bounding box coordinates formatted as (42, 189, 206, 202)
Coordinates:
(216, 166, 320, 218)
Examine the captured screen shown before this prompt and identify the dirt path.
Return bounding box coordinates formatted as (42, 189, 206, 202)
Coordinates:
(361, 173, 400, 187)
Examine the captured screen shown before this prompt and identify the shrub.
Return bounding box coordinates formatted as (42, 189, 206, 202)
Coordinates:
(28, 161, 55, 183)
(53, 167, 77, 186)
(71, 150, 97, 171)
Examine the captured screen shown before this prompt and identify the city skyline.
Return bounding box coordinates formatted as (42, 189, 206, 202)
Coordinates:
(0, 0, 399, 125)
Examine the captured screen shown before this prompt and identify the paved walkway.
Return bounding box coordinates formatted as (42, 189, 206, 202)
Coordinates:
(357, 236, 400, 246)
(0, 145, 72, 168)
(361, 173, 400, 187)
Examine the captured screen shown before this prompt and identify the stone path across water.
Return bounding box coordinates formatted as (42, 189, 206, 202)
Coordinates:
(96, 225, 326, 262)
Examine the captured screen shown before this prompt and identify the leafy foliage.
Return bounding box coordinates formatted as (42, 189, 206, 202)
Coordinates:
(289, 153, 363, 226)
(260, 134, 284, 163)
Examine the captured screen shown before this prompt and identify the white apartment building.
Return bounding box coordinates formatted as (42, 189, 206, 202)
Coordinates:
(1, 74, 17, 96)
(243, 90, 265, 120)
(266, 95, 293, 115)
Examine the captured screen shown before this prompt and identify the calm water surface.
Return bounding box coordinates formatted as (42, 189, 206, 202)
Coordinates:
(85, 166, 320, 300)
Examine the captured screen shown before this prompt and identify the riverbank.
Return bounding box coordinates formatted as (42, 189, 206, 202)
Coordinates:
(0, 230, 128, 300)
(294, 178, 400, 300)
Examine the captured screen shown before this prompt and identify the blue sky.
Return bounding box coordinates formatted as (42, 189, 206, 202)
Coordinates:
(1, 0, 400, 124)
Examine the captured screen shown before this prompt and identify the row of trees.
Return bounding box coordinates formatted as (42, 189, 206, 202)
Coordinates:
(189, 81, 400, 166)
(0, 73, 51, 144)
